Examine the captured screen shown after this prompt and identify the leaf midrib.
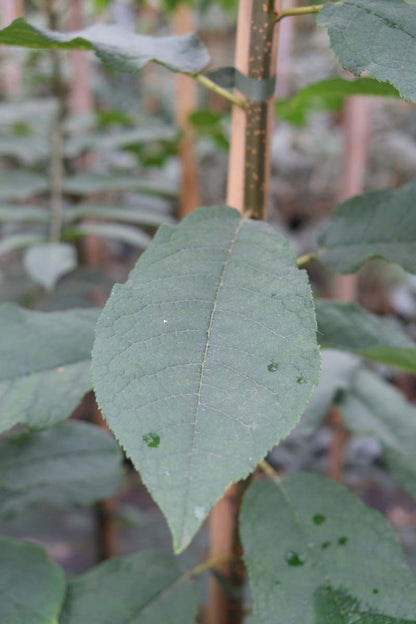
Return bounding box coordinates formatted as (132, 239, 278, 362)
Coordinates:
(178, 216, 245, 548)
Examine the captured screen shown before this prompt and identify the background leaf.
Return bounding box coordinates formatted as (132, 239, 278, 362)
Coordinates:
(316, 300, 416, 373)
(66, 222, 151, 249)
(60, 550, 199, 624)
(63, 173, 177, 199)
(318, 0, 416, 102)
(0, 421, 123, 517)
(318, 179, 416, 274)
(0, 304, 98, 433)
(0, 537, 66, 624)
(65, 203, 175, 227)
(0, 18, 210, 74)
(241, 474, 416, 624)
(339, 368, 416, 499)
(0, 171, 48, 201)
(23, 242, 77, 290)
(275, 77, 400, 126)
(92, 205, 320, 552)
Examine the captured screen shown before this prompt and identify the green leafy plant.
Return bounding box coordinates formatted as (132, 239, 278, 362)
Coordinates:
(0, 0, 415, 622)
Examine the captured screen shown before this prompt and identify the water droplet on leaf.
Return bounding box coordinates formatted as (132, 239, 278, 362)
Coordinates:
(321, 541, 331, 550)
(338, 536, 348, 545)
(297, 376, 306, 384)
(268, 361, 279, 372)
(285, 551, 305, 567)
(313, 514, 326, 525)
(373, 588, 379, 595)
(142, 432, 160, 448)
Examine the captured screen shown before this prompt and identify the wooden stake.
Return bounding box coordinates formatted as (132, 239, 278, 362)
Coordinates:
(1, 0, 24, 96)
(172, 5, 201, 217)
(329, 95, 371, 481)
(208, 3, 281, 622)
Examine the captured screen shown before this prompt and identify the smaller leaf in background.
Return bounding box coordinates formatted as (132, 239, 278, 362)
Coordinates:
(0, 18, 210, 74)
(297, 349, 360, 433)
(65, 203, 175, 227)
(339, 368, 416, 500)
(0, 537, 66, 624)
(316, 300, 416, 374)
(0, 421, 123, 518)
(0, 171, 48, 201)
(241, 474, 416, 624)
(275, 77, 400, 126)
(0, 304, 99, 433)
(0, 233, 46, 255)
(0, 134, 50, 164)
(0, 205, 49, 224)
(318, 0, 416, 103)
(318, 179, 416, 274)
(60, 550, 199, 624)
(63, 172, 177, 199)
(23, 243, 77, 290)
(189, 109, 229, 149)
(66, 222, 152, 248)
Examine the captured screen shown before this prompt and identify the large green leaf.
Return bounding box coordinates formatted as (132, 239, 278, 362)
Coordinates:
(23, 242, 78, 290)
(0, 537, 66, 624)
(339, 369, 416, 499)
(0, 421, 123, 517)
(318, 179, 416, 274)
(275, 77, 400, 126)
(241, 474, 416, 624)
(318, 0, 416, 103)
(316, 300, 416, 374)
(0, 304, 99, 433)
(60, 550, 199, 624)
(63, 173, 177, 199)
(0, 18, 210, 74)
(92, 205, 320, 552)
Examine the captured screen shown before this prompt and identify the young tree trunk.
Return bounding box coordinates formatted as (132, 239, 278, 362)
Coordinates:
(207, 3, 281, 622)
(172, 5, 201, 218)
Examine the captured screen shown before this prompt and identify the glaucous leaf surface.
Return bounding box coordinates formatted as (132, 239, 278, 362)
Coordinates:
(0, 537, 65, 624)
(275, 77, 400, 126)
(241, 474, 416, 624)
(63, 173, 177, 199)
(318, 179, 416, 274)
(0, 206, 49, 223)
(23, 242, 77, 290)
(339, 369, 416, 499)
(92, 205, 320, 552)
(0, 304, 99, 433)
(0, 421, 123, 517)
(60, 550, 199, 624)
(318, 0, 416, 102)
(316, 300, 416, 374)
(0, 18, 210, 74)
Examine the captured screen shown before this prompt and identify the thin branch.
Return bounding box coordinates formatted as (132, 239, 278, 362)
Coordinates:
(190, 73, 246, 109)
(187, 554, 237, 579)
(273, 5, 323, 23)
(258, 460, 282, 485)
(297, 253, 314, 268)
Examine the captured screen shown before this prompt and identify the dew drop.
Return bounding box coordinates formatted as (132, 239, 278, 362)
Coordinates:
(313, 514, 326, 525)
(321, 541, 331, 550)
(285, 551, 305, 567)
(338, 536, 348, 546)
(142, 432, 160, 448)
(163, 319, 168, 324)
(373, 588, 379, 595)
(268, 361, 279, 372)
(194, 506, 205, 521)
(297, 376, 307, 384)
(275, 579, 281, 586)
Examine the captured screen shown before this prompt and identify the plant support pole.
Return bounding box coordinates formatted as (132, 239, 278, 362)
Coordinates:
(226, 0, 280, 218)
(208, 2, 281, 623)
